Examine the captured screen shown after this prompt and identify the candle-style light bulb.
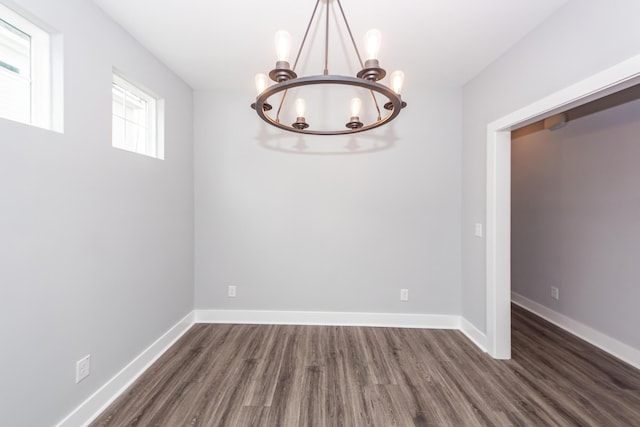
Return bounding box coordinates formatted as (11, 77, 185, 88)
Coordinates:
(254, 73, 269, 94)
(390, 70, 405, 95)
(295, 98, 306, 118)
(383, 70, 408, 111)
(292, 98, 309, 130)
(346, 97, 364, 130)
(251, 73, 273, 111)
(269, 30, 297, 82)
(274, 30, 292, 62)
(364, 29, 382, 61)
(350, 98, 362, 118)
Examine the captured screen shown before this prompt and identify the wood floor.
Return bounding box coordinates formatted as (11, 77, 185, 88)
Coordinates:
(91, 305, 640, 426)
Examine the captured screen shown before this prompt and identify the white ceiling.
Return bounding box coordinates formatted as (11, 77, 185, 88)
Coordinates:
(90, 0, 568, 91)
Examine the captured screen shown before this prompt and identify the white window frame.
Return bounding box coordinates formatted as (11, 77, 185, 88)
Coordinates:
(0, 2, 54, 130)
(112, 71, 164, 159)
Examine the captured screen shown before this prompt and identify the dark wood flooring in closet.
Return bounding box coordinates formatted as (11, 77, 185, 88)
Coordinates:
(90, 305, 640, 426)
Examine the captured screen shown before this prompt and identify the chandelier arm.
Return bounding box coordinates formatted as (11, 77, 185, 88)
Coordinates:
(324, 0, 329, 75)
(335, 0, 364, 68)
(337, 0, 380, 118)
(275, 89, 289, 123)
(283, 0, 320, 123)
(369, 89, 382, 121)
(293, 0, 321, 71)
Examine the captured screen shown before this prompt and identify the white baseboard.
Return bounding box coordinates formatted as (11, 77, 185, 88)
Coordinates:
(460, 318, 488, 352)
(512, 292, 640, 370)
(56, 311, 195, 427)
(195, 309, 460, 329)
(56, 308, 485, 426)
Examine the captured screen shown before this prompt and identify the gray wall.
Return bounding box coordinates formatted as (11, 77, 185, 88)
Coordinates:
(6, 0, 640, 424)
(512, 99, 640, 350)
(462, 0, 640, 331)
(0, 1, 194, 425)
(194, 87, 462, 315)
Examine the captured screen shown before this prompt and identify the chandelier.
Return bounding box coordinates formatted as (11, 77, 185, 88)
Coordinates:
(251, 0, 407, 136)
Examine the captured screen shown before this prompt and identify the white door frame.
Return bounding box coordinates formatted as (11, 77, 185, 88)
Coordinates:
(485, 54, 640, 359)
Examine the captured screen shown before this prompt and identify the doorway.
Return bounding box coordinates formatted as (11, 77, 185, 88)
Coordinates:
(485, 54, 640, 359)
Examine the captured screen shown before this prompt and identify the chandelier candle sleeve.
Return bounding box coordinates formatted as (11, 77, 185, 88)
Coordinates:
(252, 0, 406, 135)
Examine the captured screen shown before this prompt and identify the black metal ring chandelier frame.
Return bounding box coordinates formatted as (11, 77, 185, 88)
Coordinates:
(252, 0, 406, 136)
(255, 76, 402, 135)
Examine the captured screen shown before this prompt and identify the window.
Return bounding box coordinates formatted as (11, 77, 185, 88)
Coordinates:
(0, 2, 58, 130)
(112, 71, 163, 159)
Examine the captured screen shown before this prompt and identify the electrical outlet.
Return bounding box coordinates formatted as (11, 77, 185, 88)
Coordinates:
(400, 288, 409, 301)
(228, 285, 237, 297)
(76, 355, 90, 384)
(551, 286, 559, 300)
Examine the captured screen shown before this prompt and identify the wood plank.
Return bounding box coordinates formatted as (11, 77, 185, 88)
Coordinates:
(90, 305, 640, 426)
